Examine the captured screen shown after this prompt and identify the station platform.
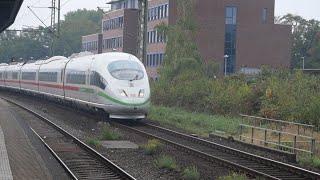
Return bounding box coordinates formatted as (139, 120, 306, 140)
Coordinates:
(0, 99, 70, 180)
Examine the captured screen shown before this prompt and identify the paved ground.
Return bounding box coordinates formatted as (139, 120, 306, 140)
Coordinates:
(101, 141, 139, 149)
(0, 98, 69, 180)
(0, 122, 13, 180)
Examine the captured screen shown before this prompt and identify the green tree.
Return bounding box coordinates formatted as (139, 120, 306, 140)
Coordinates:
(307, 32, 320, 67)
(0, 28, 50, 62)
(53, 9, 103, 56)
(278, 14, 320, 68)
(0, 8, 103, 62)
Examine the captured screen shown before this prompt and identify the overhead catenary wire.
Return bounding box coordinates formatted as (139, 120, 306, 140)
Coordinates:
(26, 5, 75, 56)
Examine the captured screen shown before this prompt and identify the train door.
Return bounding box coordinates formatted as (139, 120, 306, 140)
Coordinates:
(62, 58, 71, 100)
(88, 57, 97, 104)
(18, 66, 23, 90)
(37, 64, 41, 93)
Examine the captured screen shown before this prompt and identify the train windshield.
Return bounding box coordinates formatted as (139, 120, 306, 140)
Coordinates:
(108, 60, 144, 81)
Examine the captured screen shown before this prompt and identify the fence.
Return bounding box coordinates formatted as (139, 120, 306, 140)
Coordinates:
(239, 114, 316, 155)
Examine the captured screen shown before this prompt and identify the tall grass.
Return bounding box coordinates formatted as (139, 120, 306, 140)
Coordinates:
(182, 166, 200, 180)
(149, 105, 241, 136)
(155, 155, 178, 170)
(100, 125, 121, 140)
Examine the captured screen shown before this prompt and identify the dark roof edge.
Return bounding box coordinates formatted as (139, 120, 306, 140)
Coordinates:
(0, 0, 24, 32)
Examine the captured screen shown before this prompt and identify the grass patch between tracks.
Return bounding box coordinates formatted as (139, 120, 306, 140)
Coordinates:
(141, 139, 162, 155)
(155, 155, 178, 170)
(149, 105, 241, 136)
(182, 166, 200, 180)
(100, 125, 121, 140)
(86, 138, 101, 148)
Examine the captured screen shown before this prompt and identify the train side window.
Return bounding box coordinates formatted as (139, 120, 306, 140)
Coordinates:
(0, 72, 2, 79)
(39, 72, 58, 82)
(66, 71, 86, 85)
(22, 72, 36, 80)
(12, 72, 18, 79)
(90, 71, 106, 90)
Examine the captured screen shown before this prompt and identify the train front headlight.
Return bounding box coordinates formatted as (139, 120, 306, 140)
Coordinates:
(120, 90, 128, 97)
(138, 89, 145, 98)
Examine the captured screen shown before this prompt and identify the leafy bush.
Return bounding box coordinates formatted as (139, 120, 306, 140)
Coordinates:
(141, 139, 162, 155)
(182, 166, 200, 180)
(155, 155, 177, 170)
(299, 154, 320, 169)
(152, 67, 320, 128)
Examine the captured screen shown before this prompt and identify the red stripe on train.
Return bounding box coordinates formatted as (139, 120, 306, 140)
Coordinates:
(3, 80, 80, 91)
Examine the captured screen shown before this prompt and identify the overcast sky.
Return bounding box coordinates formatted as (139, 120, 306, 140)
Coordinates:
(10, 0, 320, 29)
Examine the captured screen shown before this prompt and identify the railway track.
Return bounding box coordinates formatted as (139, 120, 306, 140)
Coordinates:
(114, 121, 320, 180)
(3, 94, 320, 179)
(2, 97, 136, 180)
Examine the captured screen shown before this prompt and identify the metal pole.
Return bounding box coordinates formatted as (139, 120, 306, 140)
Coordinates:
(251, 127, 254, 144)
(142, 0, 148, 64)
(293, 136, 297, 154)
(239, 125, 242, 141)
(302, 57, 305, 70)
(278, 132, 281, 150)
(57, 0, 61, 37)
(224, 57, 227, 76)
(264, 129, 267, 146)
(311, 139, 315, 156)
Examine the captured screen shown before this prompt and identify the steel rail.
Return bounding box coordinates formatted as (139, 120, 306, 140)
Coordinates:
(31, 128, 78, 180)
(2, 97, 136, 180)
(145, 123, 320, 178)
(115, 121, 320, 180)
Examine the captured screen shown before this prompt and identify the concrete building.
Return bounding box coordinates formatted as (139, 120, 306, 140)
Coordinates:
(82, 0, 291, 78)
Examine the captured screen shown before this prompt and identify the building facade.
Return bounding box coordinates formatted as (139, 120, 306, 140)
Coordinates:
(82, 0, 291, 78)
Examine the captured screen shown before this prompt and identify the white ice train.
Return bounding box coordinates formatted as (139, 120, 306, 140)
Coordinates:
(0, 52, 150, 119)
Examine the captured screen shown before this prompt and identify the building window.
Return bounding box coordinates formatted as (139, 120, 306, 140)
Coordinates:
(225, 6, 237, 25)
(84, 41, 98, 51)
(103, 16, 124, 32)
(146, 53, 165, 67)
(224, 6, 237, 74)
(147, 30, 166, 44)
(262, 8, 267, 24)
(164, 4, 168, 17)
(102, 37, 123, 50)
(148, 3, 169, 22)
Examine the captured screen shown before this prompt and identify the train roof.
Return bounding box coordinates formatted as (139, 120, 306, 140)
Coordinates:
(35, 56, 68, 65)
(5, 63, 23, 71)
